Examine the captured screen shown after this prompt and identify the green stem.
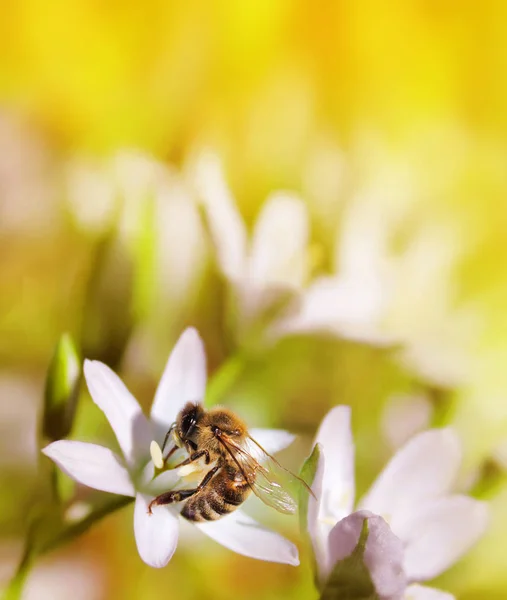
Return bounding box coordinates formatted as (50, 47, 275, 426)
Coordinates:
(39, 496, 133, 555)
(3, 496, 133, 599)
(3, 543, 34, 600)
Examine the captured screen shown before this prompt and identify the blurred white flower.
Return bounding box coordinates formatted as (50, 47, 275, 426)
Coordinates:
(308, 406, 488, 599)
(290, 136, 478, 383)
(275, 183, 399, 345)
(191, 150, 309, 332)
(190, 147, 481, 383)
(191, 150, 393, 347)
(42, 328, 298, 568)
(381, 394, 434, 450)
(328, 141, 474, 386)
(66, 150, 207, 316)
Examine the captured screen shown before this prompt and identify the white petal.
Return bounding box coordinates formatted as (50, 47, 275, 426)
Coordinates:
(359, 429, 461, 527)
(42, 440, 135, 496)
(314, 406, 355, 522)
(400, 495, 488, 581)
(150, 328, 207, 431)
(84, 359, 152, 466)
(327, 511, 407, 600)
(274, 275, 392, 344)
(248, 428, 295, 456)
(381, 394, 433, 450)
(249, 192, 308, 289)
(405, 584, 455, 600)
(134, 493, 179, 568)
(306, 407, 355, 582)
(336, 196, 392, 279)
(146, 469, 182, 496)
(196, 510, 299, 566)
(192, 150, 247, 280)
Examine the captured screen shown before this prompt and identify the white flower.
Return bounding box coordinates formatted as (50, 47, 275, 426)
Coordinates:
(308, 406, 488, 600)
(66, 150, 207, 317)
(191, 151, 309, 337)
(42, 328, 299, 568)
(190, 150, 394, 348)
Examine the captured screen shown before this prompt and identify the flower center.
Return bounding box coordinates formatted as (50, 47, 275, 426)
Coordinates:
(145, 437, 205, 489)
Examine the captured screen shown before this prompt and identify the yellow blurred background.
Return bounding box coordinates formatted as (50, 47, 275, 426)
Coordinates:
(1, 1, 507, 598)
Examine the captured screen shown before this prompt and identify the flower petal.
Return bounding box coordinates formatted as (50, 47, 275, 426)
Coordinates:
(146, 469, 182, 496)
(196, 510, 299, 565)
(327, 510, 407, 600)
(84, 359, 152, 466)
(249, 428, 295, 456)
(359, 429, 461, 526)
(314, 406, 355, 522)
(42, 440, 135, 496)
(249, 192, 309, 289)
(134, 493, 179, 568)
(400, 495, 488, 582)
(274, 275, 393, 344)
(405, 584, 455, 600)
(306, 407, 355, 582)
(192, 150, 247, 280)
(150, 328, 207, 432)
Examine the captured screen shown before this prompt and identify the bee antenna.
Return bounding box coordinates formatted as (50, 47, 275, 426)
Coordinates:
(161, 423, 176, 453)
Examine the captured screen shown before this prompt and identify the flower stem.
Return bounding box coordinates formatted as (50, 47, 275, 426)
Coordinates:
(3, 543, 34, 600)
(3, 496, 134, 599)
(40, 496, 134, 555)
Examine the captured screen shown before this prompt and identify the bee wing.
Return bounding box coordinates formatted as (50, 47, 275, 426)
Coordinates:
(218, 433, 306, 515)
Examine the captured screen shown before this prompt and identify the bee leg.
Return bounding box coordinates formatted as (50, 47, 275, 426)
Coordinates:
(171, 449, 210, 469)
(162, 444, 178, 465)
(148, 489, 194, 514)
(148, 466, 220, 514)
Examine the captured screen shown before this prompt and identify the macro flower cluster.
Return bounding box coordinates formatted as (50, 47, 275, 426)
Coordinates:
(42, 328, 489, 599)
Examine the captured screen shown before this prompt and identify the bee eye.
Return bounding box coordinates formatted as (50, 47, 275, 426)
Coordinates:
(181, 413, 196, 437)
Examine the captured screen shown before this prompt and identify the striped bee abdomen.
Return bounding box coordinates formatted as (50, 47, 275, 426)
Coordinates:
(181, 466, 252, 522)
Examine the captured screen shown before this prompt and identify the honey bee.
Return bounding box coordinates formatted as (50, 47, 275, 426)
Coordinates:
(148, 402, 311, 522)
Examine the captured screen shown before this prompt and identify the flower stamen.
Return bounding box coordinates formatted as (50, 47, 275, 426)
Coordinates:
(150, 440, 164, 469)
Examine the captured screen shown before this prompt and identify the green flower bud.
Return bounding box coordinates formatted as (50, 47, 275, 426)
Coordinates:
(43, 334, 81, 441)
(80, 230, 136, 368)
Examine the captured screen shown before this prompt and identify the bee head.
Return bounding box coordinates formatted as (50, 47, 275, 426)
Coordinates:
(176, 402, 204, 444)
